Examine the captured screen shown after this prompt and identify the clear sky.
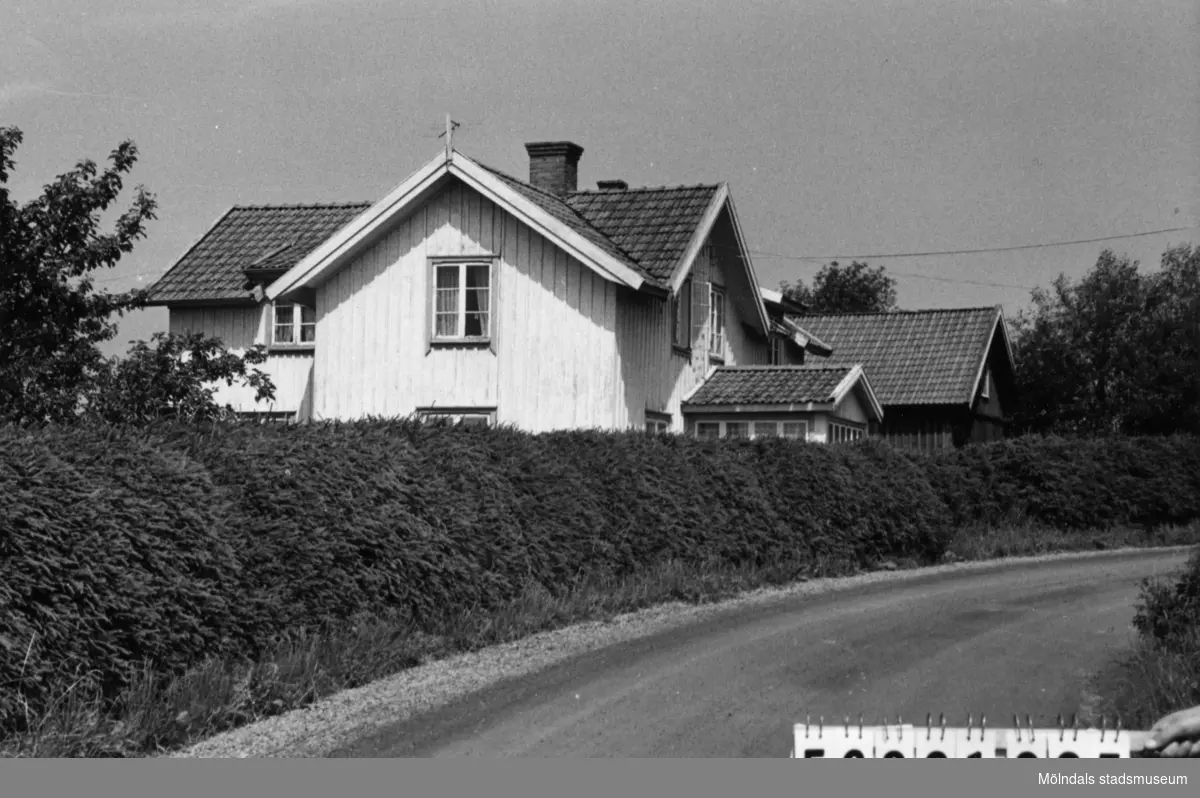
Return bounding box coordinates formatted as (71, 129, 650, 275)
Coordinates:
(3, 0, 1196, 357)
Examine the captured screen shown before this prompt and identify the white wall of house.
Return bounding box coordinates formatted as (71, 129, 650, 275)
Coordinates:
(614, 209, 769, 433)
(311, 178, 622, 430)
(168, 305, 314, 417)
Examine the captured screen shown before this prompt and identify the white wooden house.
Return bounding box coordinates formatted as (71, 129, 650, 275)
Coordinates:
(145, 138, 878, 440)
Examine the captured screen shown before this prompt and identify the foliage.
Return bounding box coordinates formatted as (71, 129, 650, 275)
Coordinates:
(86, 332, 275, 424)
(1133, 547, 1200, 647)
(1010, 245, 1200, 436)
(0, 128, 275, 427)
(780, 260, 899, 313)
(3, 421, 1198, 739)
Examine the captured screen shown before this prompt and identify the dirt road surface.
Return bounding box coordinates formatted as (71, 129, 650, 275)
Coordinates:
(330, 548, 1189, 758)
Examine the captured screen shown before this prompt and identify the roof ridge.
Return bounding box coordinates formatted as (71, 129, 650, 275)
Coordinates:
(716, 363, 855, 371)
(232, 201, 374, 210)
(567, 182, 722, 195)
(796, 305, 1000, 318)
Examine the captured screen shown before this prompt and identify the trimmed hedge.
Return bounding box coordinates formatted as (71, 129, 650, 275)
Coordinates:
(2, 422, 1198, 732)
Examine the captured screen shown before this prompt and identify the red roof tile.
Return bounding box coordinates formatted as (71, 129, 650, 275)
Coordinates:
(796, 307, 1003, 406)
(145, 203, 370, 305)
(682, 365, 860, 407)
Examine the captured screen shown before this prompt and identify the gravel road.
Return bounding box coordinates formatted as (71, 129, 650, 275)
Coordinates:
(173, 546, 1193, 758)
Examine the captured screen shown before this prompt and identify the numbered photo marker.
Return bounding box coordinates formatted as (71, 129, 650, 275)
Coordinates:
(793, 721, 876, 758)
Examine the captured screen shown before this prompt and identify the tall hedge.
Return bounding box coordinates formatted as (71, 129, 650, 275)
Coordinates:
(2, 421, 1198, 732)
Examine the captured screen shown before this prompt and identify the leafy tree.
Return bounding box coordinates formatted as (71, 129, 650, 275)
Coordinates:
(780, 260, 898, 313)
(1010, 245, 1200, 436)
(1, 126, 274, 425)
(87, 332, 276, 424)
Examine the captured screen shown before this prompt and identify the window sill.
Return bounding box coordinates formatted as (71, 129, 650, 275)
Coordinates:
(268, 344, 315, 354)
(429, 339, 494, 352)
(708, 353, 725, 365)
(672, 344, 692, 358)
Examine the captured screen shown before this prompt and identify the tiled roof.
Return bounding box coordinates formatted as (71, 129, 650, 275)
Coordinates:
(683, 365, 859, 407)
(149, 154, 729, 303)
(565, 184, 722, 283)
(796, 307, 1002, 406)
(145, 203, 371, 304)
(474, 162, 657, 284)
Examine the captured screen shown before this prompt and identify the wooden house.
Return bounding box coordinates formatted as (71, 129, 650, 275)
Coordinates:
(144, 139, 861, 437)
(793, 307, 1016, 449)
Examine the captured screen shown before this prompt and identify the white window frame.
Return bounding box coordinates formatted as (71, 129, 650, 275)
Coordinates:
(431, 258, 494, 343)
(708, 284, 726, 359)
(672, 277, 692, 351)
(828, 421, 865, 443)
(271, 302, 316, 347)
(417, 407, 496, 428)
(769, 335, 786, 366)
(692, 419, 809, 441)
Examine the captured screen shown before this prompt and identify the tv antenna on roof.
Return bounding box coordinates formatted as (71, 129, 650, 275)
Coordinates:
(439, 114, 461, 158)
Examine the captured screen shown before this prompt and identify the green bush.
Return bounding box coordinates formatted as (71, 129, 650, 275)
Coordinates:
(2, 422, 1198, 736)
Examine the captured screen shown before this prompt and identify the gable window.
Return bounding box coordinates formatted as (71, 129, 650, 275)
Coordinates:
(672, 277, 693, 351)
(433, 260, 492, 341)
(709, 285, 726, 359)
(769, 335, 786, 366)
(272, 302, 316, 346)
(980, 366, 990, 400)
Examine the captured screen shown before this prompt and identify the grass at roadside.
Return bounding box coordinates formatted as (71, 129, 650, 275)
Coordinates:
(1084, 629, 1200, 733)
(1085, 547, 1200, 735)
(4, 522, 1198, 758)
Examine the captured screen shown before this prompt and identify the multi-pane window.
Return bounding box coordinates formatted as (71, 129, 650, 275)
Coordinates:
(725, 421, 749, 440)
(672, 278, 692, 350)
(693, 420, 808, 441)
(645, 418, 670, 435)
(419, 410, 493, 428)
(708, 285, 726, 358)
(769, 335, 786, 365)
(433, 261, 491, 340)
(753, 422, 778, 438)
(828, 422, 864, 443)
(781, 422, 806, 440)
(272, 303, 316, 346)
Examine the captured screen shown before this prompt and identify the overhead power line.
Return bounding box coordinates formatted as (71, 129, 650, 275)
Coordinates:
(79, 224, 1200, 292)
(746, 224, 1197, 263)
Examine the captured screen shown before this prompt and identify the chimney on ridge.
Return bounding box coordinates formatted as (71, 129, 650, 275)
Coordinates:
(525, 141, 584, 196)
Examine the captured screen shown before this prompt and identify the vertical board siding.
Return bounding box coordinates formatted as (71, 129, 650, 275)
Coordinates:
(167, 305, 313, 416)
(312, 178, 620, 430)
(613, 227, 767, 433)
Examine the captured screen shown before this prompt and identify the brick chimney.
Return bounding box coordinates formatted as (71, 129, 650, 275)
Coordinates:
(525, 141, 584, 196)
(597, 179, 628, 191)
